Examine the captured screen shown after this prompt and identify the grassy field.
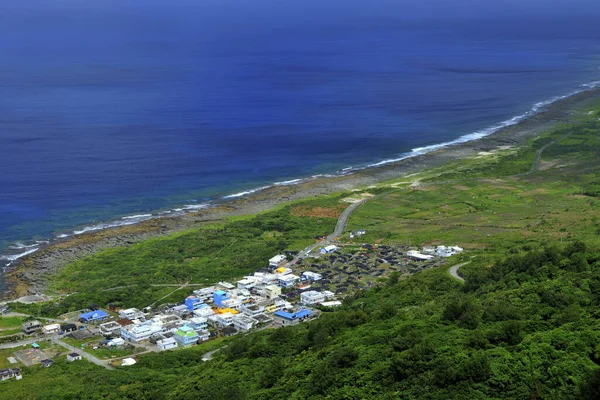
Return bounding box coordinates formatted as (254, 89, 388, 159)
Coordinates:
(347, 109, 600, 256)
(0, 316, 23, 329)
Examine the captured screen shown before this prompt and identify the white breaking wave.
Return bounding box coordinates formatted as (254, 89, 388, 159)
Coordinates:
(182, 204, 209, 210)
(0, 248, 39, 262)
(2, 79, 599, 268)
(274, 178, 304, 186)
(223, 185, 272, 199)
(364, 80, 600, 169)
(121, 214, 153, 220)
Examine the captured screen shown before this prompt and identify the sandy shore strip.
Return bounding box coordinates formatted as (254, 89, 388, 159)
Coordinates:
(3, 87, 600, 300)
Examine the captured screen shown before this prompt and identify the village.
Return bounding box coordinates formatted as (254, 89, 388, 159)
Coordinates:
(0, 234, 463, 377)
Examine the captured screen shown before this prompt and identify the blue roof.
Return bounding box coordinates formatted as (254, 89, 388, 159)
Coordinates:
(295, 310, 312, 319)
(79, 310, 109, 320)
(273, 310, 295, 320)
(274, 310, 312, 320)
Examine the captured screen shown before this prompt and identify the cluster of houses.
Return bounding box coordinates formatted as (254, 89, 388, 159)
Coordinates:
(41, 253, 330, 352)
(14, 243, 463, 358)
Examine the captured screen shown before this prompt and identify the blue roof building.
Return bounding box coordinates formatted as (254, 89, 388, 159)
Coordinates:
(213, 290, 230, 308)
(184, 296, 204, 311)
(79, 310, 109, 323)
(273, 309, 313, 326)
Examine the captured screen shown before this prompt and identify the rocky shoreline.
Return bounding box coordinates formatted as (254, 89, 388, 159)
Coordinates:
(4, 87, 600, 300)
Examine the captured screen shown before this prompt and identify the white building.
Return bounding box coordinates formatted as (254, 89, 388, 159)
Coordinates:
(422, 246, 436, 254)
(321, 301, 342, 307)
(193, 286, 215, 303)
(269, 254, 287, 268)
(319, 245, 338, 254)
(232, 315, 256, 332)
(406, 250, 434, 260)
(67, 353, 82, 362)
(241, 304, 265, 317)
(301, 271, 322, 281)
(42, 323, 60, 335)
(216, 312, 235, 328)
(278, 274, 300, 288)
(322, 290, 335, 299)
(107, 338, 125, 347)
(193, 306, 215, 318)
(156, 337, 178, 351)
(436, 245, 464, 257)
(188, 317, 208, 331)
(237, 277, 257, 290)
(221, 298, 242, 310)
(121, 358, 137, 366)
(169, 305, 190, 316)
(118, 308, 145, 320)
(99, 321, 122, 336)
(216, 281, 235, 291)
(300, 290, 326, 305)
(121, 322, 163, 342)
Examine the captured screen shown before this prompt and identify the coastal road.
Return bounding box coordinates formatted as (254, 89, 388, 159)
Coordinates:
(52, 337, 115, 370)
(448, 262, 470, 282)
(288, 198, 367, 265)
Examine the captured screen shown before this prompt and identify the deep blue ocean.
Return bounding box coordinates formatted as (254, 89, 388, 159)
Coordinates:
(1, 0, 600, 289)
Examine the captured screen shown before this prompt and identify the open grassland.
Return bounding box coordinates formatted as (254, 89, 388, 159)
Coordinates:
(349, 109, 600, 256)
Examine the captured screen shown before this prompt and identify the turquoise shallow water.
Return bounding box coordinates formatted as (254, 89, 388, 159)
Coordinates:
(1, 0, 600, 291)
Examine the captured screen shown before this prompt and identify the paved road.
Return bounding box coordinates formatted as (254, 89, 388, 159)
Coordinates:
(448, 262, 470, 282)
(53, 337, 115, 370)
(521, 133, 571, 176)
(0, 337, 42, 349)
(287, 199, 367, 265)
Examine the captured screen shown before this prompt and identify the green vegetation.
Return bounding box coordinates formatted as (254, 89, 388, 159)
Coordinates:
(0, 316, 23, 329)
(3, 103, 600, 398)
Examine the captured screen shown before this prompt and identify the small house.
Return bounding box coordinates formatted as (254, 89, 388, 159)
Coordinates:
(319, 245, 338, 254)
(173, 326, 199, 346)
(67, 353, 82, 362)
(42, 323, 61, 335)
(269, 254, 287, 268)
(79, 310, 109, 323)
(121, 358, 137, 367)
(196, 330, 210, 342)
(40, 359, 54, 368)
(192, 286, 215, 303)
(232, 315, 256, 332)
(118, 308, 145, 320)
(264, 285, 281, 299)
(60, 323, 77, 333)
(99, 321, 122, 336)
(156, 337, 178, 351)
(0, 368, 21, 381)
(273, 309, 313, 326)
(300, 290, 326, 306)
(107, 338, 125, 347)
(22, 320, 42, 334)
(278, 274, 300, 288)
(301, 271, 322, 282)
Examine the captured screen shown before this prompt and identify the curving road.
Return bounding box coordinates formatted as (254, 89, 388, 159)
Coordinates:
(448, 262, 470, 282)
(289, 199, 367, 264)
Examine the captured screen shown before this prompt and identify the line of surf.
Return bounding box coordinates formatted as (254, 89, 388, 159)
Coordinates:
(0, 79, 599, 272)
